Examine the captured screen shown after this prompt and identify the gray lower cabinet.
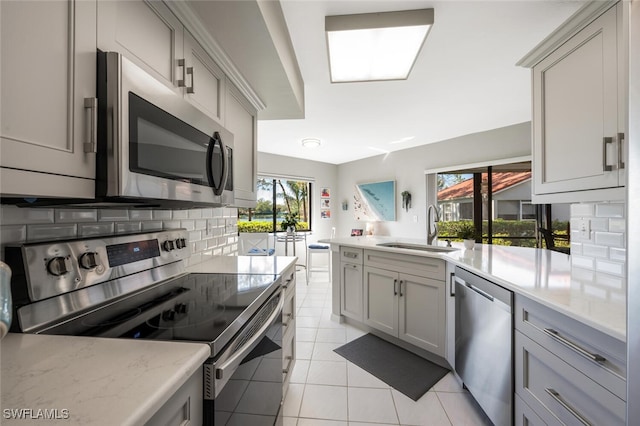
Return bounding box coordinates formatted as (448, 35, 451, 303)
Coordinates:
(362, 250, 446, 357)
(281, 266, 296, 398)
(145, 368, 203, 426)
(514, 294, 626, 425)
(514, 393, 545, 426)
(340, 261, 363, 321)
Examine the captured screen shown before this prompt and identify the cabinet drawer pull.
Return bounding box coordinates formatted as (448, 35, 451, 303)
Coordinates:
(393, 279, 398, 296)
(545, 388, 592, 426)
(344, 252, 358, 259)
(283, 356, 294, 374)
(177, 59, 186, 87)
(603, 137, 613, 172)
(83, 97, 97, 153)
(186, 67, 195, 94)
(399, 280, 404, 297)
(283, 312, 293, 328)
(543, 328, 606, 363)
(618, 132, 625, 169)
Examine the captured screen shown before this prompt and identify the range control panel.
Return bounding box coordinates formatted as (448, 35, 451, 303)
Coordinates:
(10, 229, 189, 302)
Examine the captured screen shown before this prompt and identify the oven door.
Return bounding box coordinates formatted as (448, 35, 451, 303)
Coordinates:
(205, 288, 284, 426)
(99, 51, 233, 206)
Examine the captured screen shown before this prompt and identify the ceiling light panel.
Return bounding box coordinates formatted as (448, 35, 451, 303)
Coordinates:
(326, 9, 434, 83)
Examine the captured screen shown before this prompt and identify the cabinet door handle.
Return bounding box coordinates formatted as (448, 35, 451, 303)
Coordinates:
(83, 98, 97, 153)
(177, 59, 186, 87)
(543, 328, 606, 363)
(186, 67, 195, 94)
(618, 132, 625, 169)
(449, 272, 456, 297)
(603, 137, 613, 172)
(545, 388, 592, 426)
(393, 279, 398, 296)
(399, 280, 404, 297)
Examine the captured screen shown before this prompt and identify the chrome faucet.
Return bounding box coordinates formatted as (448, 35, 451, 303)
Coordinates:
(427, 204, 440, 245)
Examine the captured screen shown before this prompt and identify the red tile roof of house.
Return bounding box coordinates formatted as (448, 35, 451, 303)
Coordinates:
(438, 172, 531, 200)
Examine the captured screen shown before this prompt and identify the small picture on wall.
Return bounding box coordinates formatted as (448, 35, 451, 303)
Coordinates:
(321, 188, 330, 198)
(351, 228, 363, 236)
(321, 210, 331, 219)
(321, 199, 331, 209)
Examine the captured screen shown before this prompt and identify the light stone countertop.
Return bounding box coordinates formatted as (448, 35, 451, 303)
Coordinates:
(0, 333, 210, 425)
(323, 236, 626, 342)
(186, 255, 298, 276)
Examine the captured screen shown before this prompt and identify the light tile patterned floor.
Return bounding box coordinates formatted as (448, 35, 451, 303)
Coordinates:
(284, 270, 493, 426)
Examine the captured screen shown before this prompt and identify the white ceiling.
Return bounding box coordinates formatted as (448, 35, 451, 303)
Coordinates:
(256, 0, 584, 165)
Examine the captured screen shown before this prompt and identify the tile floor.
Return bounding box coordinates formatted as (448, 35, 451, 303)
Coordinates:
(283, 269, 493, 426)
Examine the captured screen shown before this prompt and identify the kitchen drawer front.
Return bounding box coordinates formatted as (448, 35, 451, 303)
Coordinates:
(516, 331, 625, 426)
(340, 247, 363, 264)
(282, 267, 296, 301)
(515, 295, 626, 400)
(364, 249, 445, 280)
(515, 393, 547, 426)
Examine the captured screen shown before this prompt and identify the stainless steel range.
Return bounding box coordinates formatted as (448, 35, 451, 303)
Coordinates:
(6, 229, 284, 426)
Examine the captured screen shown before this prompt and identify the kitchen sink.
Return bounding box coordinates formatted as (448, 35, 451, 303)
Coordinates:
(376, 242, 458, 253)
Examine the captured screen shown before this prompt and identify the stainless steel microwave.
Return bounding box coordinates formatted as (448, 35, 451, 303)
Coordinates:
(96, 51, 234, 208)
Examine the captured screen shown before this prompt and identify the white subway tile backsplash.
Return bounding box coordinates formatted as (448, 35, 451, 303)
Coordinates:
(1, 225, 27, 245)
(571, 255, 595, 270)
(582, 244, 608, 259)
(0, 205, 236, 268)
(588, 218, 609, 232)
(595, 259, 625, 276)
(115, 222, 141, 234)
(55, 209, 98, 223)
(152, 210, 172, 220)
(129, 210, 153, 220)
(141, 221, 163, 231)
(79, 222, 115, 237)
(571, 203, 594, 217)
(570, 242, 583, 256)
(594, 232, 624, 248)
(609, 218, 625, 233)
(98, 210, 128, 222)
(610, 247, 626, 262)
(595, 203, 624, 218)
(27, 224, 77, 241)
(1, 206, 54, 224)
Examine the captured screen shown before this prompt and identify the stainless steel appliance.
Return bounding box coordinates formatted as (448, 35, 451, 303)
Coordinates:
(96, 51, 234, 208)
(454, 266, 513, 426)
(6, 230, 284, 425)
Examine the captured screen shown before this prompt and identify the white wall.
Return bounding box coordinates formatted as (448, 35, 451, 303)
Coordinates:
(257, 152, 338, 250)
(335, 122, 532, 239)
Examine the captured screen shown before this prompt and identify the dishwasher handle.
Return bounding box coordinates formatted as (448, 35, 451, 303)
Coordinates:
(465, 282, 494, 302)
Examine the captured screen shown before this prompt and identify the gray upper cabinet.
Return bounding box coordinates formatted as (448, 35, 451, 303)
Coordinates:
(0, 0, 97, 199)
(225, 83, 258, 207)
(520, 1, 626, 203)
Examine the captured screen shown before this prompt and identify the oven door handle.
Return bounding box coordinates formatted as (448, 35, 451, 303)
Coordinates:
(215, 295, 284, 381)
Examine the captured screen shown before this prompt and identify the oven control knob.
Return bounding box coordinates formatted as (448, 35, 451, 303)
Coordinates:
(79, 252, 100, 270)
(175, 303, 188, 314)
(162, 310, 176, 321)
(47, 256, 70, 276)
(162, 240, 175, 252)
(175, 238, 186, 249)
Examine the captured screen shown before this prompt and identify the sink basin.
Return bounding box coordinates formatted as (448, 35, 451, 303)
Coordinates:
(376, 242, 458, 253)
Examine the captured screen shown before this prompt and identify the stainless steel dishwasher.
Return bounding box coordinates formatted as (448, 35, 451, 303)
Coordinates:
(455, 266, 513, 426)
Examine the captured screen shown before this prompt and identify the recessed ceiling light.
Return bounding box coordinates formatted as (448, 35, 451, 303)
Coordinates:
(325, 9, 434, 83)
(301, 138, 321, 148)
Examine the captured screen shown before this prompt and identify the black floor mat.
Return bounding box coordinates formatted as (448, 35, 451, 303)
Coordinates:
(334, 333, 449, 401)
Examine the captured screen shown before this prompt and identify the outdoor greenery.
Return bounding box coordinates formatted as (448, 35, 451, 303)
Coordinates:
(238, 221, 309, 233)
(439, 219, 569, 248)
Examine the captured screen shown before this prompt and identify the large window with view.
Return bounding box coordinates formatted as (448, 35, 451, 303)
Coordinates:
(238, 177, 312, 233)
(435, 161, 570, 251)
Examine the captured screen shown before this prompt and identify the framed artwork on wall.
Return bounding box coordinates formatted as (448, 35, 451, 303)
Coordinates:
(353, 180, 396, 221)
(321, 188, 330, 198)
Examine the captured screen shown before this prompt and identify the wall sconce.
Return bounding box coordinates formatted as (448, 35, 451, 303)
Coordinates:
(342, 200, 349, 211)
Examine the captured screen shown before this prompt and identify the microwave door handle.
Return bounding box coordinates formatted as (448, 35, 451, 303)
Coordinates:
(219, 134, 229, 194)
(206, 133, 224, 195)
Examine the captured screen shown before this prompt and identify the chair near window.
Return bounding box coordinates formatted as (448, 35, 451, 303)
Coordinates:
(306, 228, 335, 283)
(239, 233, 275, 256)
(538, 228, 570, 255)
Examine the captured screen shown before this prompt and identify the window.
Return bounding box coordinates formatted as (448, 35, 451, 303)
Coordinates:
(238, 177, 312, 233)
(434, 161, 570, 250)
